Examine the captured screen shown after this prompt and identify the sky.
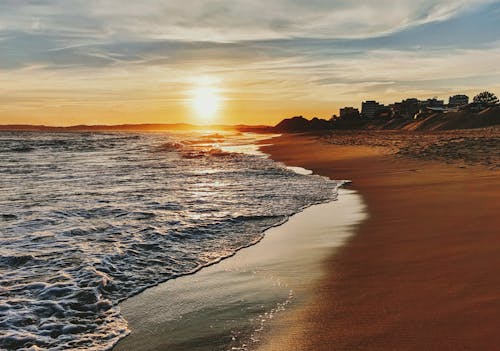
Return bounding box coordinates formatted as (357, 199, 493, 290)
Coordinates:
(1, 0, 500, 126)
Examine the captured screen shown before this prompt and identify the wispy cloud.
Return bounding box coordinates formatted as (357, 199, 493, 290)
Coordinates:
(0, 0, 499, 124)
(0, 0, 495, 42)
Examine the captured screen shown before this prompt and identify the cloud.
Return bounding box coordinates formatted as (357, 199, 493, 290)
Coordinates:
(0, 0, 499, 124)
(0, 0, 495, 42)
(1, 1, 498, 71)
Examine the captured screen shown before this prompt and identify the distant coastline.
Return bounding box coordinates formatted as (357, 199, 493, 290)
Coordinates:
(2, 106, 499, 134)
(2, 93, 499, 134)
(0, 123, 272, 133)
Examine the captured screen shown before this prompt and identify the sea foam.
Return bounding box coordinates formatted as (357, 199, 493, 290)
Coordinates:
(0, 131, 338, 350)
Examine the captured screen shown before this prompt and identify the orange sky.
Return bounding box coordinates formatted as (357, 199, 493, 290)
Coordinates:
(1, 1, 499, 126)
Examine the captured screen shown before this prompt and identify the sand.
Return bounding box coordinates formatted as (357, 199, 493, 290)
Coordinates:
(258, 131, 500, 350)
(113, 187, 366, 351)
(321, 128, 499, 169)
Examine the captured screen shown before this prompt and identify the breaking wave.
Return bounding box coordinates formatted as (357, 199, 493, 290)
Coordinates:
(0, 131, 338, 350)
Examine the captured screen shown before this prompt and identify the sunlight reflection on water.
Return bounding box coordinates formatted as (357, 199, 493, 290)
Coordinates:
(0, 131, 338, 350)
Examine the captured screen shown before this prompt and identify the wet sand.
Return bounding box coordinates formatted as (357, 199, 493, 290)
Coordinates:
(113, 188, 366, 351)
(259, 132, 500, 350)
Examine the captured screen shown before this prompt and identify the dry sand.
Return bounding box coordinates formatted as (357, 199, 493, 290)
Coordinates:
(258, 130, 500, 351)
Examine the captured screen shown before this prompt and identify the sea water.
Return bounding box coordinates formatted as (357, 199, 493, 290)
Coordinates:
(0, 131, 338, 350)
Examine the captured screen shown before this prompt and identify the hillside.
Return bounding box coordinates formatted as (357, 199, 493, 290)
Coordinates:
(274, 107, 500, 132)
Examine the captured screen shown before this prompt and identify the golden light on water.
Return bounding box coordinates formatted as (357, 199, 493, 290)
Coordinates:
(191, 86, 221, 121)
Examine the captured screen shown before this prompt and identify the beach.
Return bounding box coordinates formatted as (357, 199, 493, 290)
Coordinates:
(3, 129, 498, 350)
(2, 1, 499, 350)
(113, 189, 366, 351)
(0, 131, 346, 350)
(111, 129, 500, 351)
(258, 129, 500, 350)
(104, 133, 366, 351)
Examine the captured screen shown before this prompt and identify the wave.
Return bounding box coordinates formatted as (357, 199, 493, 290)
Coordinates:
(0, 254, 39, 268)
(157, 140, 241, 159)
(0, 131, 338, 350)
(0, 132, 142, 154)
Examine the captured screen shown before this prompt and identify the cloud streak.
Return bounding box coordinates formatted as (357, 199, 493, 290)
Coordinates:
(0, 0, 495, 42)
(0, 0, 499, 125)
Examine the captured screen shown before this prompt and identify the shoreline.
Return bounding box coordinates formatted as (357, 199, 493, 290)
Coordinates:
(112, 137, 366, 351)
(258, 132, 500, 350)
(113, 188, 366, 350)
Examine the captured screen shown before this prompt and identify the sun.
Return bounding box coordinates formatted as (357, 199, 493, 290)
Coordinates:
(191, 86, 221, 120)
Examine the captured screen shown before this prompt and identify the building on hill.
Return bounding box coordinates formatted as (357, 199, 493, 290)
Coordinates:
(339, 107, 360, 119)
(448, 94, 469, 107)
(390, 98, 420, 119)
(361, 100, 386, 118)
(421, 98, 445, 108)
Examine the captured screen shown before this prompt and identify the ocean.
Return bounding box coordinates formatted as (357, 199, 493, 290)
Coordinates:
(0, 131, 339, 350)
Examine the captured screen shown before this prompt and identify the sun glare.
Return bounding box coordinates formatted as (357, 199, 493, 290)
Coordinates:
(191, 86, 221, 120)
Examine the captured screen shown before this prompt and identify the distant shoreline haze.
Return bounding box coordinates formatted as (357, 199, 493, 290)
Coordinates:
(2, 109, 499, 133)
(2, 91, 498, 132)
(0, 123, 273, 132)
